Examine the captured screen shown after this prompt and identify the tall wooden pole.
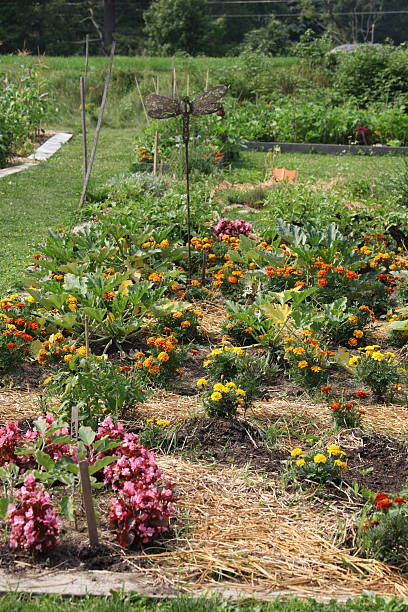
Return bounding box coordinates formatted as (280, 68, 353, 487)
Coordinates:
(79, 41, 116, 209)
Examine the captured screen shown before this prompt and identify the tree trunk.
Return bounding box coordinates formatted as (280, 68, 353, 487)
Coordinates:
(103, 0, 115, 53)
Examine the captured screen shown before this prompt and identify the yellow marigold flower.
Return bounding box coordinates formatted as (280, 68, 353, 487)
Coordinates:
(76, 346, 87, 356)
(353, 329, 364, 338)
(327, 444, 341, 456)
(197, 378, 207, 387)
(349, 356, 360, 366)
(43, 376, 53, 385)
(311, 366, 322, 372)
(147, 337, 155, 345)
(314, 454, 327, 464)
(27, 296, 36, 304)
(173, 312, 182, 319)
(293, 347, 305, 355)
(181, 320, 191, 328)
(334, 459, 348, 470)
(236, 389, 246, 397)
(296, 458, 305, 467)
(144, 356, 153, 368)
(285, 347, 293, 353)
(348, 315, 358, 324)
(298, 360, 308, 368)
(64, 354, 73, 363)
(291, 448, 303, 458)
(284, 337, 296, 343)
(203, 360, 212, 367)
(213, 383, 225, 392)
(53, 332, 64, 343)
(371, 351, 384, 361)
(160, 239, 169, 247)
(211, 391, 222, 402)
(233, 347, 244, 356)
(157, 351, 169, 362)
(225, 382, 237, 389)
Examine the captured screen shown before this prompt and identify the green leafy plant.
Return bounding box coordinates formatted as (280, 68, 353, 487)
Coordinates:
(201, 380, 246, 418)
(286, 443, 348, 486)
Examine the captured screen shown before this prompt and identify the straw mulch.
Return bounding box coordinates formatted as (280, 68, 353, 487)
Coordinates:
(196, 300, 227, 340)
(251, 396, 408, 441)
(0, 388, 40, 424)
(133, 455, 408, 599)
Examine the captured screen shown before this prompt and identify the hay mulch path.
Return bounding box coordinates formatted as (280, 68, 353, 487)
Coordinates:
(0, 388, 40, 424)
(141, 455, 408, 599)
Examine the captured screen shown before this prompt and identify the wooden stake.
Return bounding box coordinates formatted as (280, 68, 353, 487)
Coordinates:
(186, 74, 190, 97)
(79, 40, 115, 209)
(84, 34, 89, 86)
(171, 56, 176, 98)
(79, 460, 99, 547)
(153, 130, 158, 175)
(84, 314, 90, 358)
(70, 405, 79, 441)
(135, 77, 149, 125)
(159, 160, 163, 177)
(80, 76, 88, 179)
(205, 68, 209, 91)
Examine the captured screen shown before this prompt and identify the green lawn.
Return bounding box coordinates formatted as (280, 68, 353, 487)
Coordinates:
(0, 127, 135, 295)
(0, 593, 407, 611)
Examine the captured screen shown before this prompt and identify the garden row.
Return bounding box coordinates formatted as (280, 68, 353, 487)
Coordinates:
(0, 151, 408, 573)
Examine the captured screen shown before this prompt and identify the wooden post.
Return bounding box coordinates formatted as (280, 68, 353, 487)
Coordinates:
(70, 405, 79, 441)
(205, 68, 209, 91)
(79, 40, 116, 209)
(153, 130, 158, 175)
(171, 56, 176, 98)
(79, 460, 99, 547)
(84, 34, 89, 86)
(186, 74, 190, 97)
(159, 160, 164, 177)
(80, 77, 88, 179)
(135, 77, 149, 124)
(84, 314, 90, 358)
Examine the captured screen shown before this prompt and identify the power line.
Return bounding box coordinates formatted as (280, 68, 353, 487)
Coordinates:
(213, 10, 408, 16)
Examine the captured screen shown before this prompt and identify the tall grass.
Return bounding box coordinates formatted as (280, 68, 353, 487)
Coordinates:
(0, 54, 296, 129)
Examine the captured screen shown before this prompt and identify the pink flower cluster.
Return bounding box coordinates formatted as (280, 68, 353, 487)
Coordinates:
(213, 218, 252, 239)
(98, 417, 177, 548)
(8, 474, 61, 552)
(0, 414, 70, 471)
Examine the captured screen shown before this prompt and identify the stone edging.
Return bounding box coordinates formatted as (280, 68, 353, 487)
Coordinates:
(242, 141, 408, 156)
(0, 133, 73, 178)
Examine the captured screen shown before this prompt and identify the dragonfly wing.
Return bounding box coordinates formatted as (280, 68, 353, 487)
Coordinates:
(191, 85, 228, 116)
(143, 94, 181, 119)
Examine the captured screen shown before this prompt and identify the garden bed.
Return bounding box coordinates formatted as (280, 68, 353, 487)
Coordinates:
(243, 141, 408, 156)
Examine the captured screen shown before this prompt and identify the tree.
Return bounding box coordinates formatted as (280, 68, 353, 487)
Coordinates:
(242, 16, 290, 56)
(143, 0, 225, 56)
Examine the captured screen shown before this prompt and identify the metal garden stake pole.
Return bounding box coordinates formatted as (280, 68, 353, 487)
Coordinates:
(143, 83, 228, 284)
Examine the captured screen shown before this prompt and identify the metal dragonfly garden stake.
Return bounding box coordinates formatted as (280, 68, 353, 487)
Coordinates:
(143, 85, 228, 281)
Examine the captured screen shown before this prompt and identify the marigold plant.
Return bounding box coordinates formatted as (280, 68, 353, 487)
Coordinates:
(287, 443, 348, 485)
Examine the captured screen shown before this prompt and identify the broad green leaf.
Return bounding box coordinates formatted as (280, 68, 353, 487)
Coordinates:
(36, 451, 55, 472)
(78, 426, 96, 447)
(82, 306, 107, 324)
(262, 303, 292, 324)
(88, 456, 117, 475)
(60, 496, 75, 522)
(33, 419, 47, 435)
(0, 498, 11, 519)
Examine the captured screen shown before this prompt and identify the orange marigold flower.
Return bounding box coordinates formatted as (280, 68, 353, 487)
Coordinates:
(228, 276, 238, 283)
(311, 366, 322, 372)
(298, 360, 308, 368)
(7, 342, 16, 349)
(318, 279, 327, 286)
(348, 338, 358, 346)
(181, 320, 191, 328)
(157, 351, 169, 362)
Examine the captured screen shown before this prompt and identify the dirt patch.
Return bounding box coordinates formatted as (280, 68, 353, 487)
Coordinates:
(175, 416, 285, 471)
(344, 432, 408, 494)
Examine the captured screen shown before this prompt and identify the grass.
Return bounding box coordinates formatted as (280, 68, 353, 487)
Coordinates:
(0, 127, 135, 295)
(0, 54, 296, 129)
(0, 593, 407, 611)
(233, 151, 405, 197)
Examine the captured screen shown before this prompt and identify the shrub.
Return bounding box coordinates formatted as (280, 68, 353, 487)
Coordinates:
(7, 474, 61, 552)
